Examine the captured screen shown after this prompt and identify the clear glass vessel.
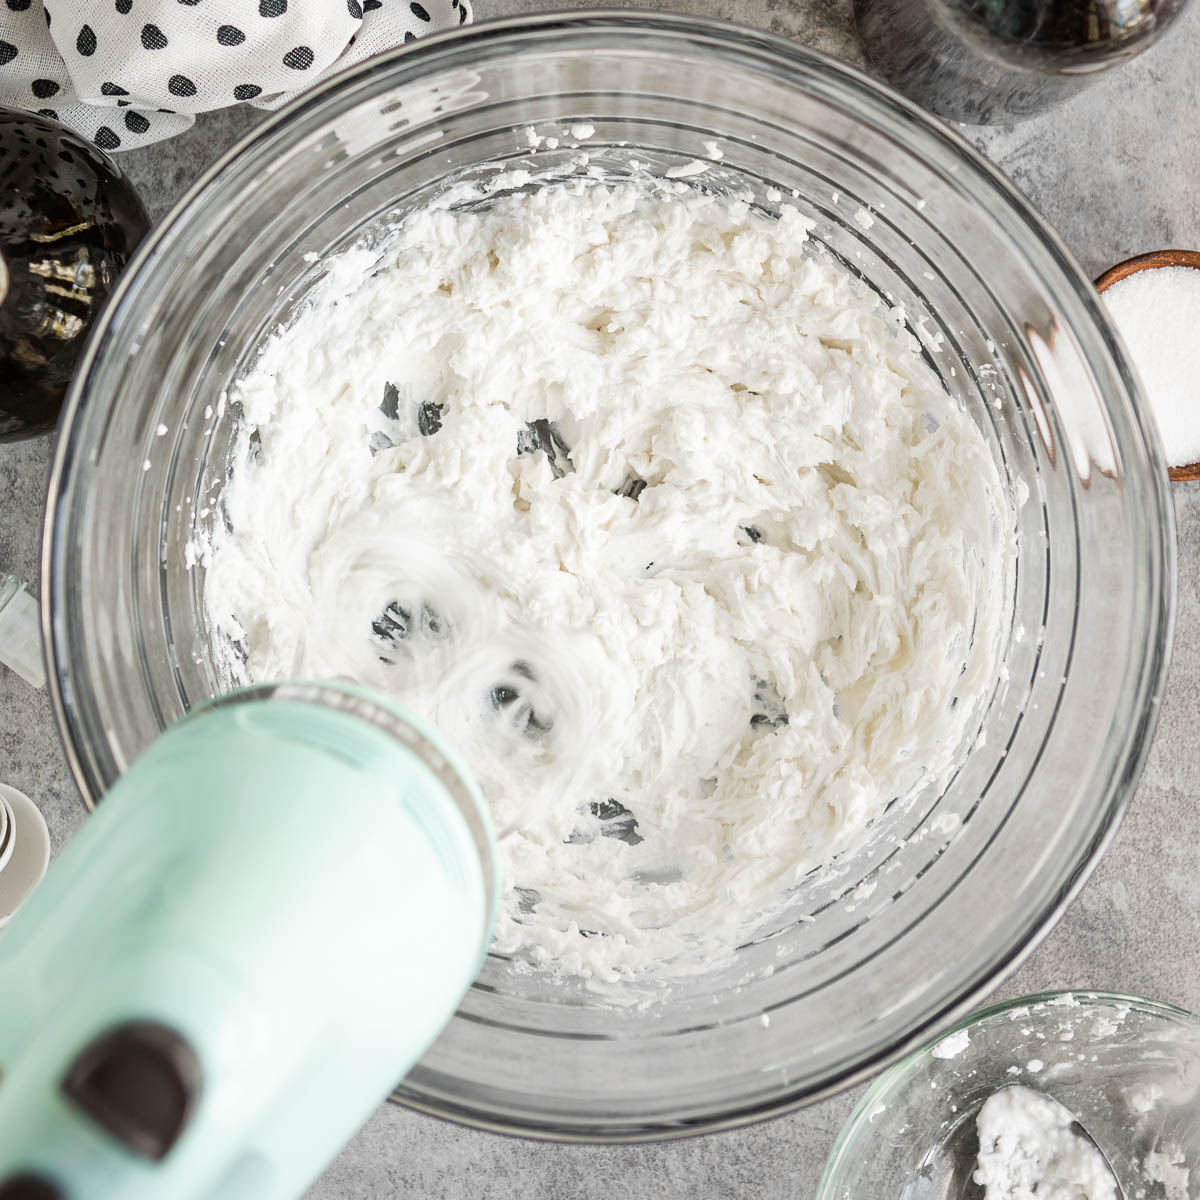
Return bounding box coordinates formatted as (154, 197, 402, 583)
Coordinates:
(43, 12, 1173, 1140)
(853, 0, 1189, 124)
(818, 991, 1200, 1197)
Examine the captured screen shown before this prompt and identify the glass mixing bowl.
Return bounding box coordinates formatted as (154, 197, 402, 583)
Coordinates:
(43, 12, 1173, 1139)
(817, 991, 1200, 1198)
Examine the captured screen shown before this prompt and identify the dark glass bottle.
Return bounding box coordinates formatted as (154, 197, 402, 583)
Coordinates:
(853, 0, 1190, 124)
(0, 108, 149, 442)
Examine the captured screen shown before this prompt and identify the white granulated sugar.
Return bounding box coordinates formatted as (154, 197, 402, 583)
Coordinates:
(1102, 265, 1200, 468)
(203, 183, 1009, 981)
(975, 1085, 1118, 1200)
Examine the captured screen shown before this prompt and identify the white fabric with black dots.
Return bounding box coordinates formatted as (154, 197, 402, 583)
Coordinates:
(0, 0, 470, 151)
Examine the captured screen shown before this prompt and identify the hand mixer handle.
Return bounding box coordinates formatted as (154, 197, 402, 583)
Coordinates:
(0, 683, 497, 1200)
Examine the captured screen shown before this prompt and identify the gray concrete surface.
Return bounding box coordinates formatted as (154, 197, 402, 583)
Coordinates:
(2, 0, 1199, 1195)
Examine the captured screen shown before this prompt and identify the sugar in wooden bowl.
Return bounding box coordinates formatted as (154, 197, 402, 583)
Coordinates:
(1096, 250, 1200, 482)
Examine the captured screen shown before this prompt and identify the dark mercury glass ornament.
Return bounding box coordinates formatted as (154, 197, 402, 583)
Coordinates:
(0, 107, 149, 441)
(854, 0, 1190, 124)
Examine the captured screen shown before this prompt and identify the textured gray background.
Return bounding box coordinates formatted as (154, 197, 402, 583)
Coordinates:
(2, 0, 1199, 1195)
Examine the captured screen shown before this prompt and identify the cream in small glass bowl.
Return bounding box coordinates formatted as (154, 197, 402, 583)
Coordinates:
(818, 990, 1200, 1198)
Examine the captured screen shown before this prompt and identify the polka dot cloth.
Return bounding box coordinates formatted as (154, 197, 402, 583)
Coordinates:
(0, 0, 470, 151)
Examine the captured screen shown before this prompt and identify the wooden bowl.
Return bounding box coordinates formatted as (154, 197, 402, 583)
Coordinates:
(1095, 249, 1200, 482)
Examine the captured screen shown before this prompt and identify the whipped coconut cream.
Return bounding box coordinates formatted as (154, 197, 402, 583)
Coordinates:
(975, 1085, 1118, 1200)
(199, 182, 1009, 980)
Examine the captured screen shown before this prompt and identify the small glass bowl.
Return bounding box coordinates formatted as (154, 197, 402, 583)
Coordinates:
(818, 991, 1200, 1198)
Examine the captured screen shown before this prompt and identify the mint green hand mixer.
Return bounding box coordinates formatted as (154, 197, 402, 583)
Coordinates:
(0, 682, 497, 1200)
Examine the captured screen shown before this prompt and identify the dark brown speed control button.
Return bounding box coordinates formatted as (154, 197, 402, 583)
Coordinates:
(0, 1175, 66, 1200)
(61, 1021, 202, 1161)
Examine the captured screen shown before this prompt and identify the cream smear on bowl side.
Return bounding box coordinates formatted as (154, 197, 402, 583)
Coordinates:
(196, 180, 1011, 982)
